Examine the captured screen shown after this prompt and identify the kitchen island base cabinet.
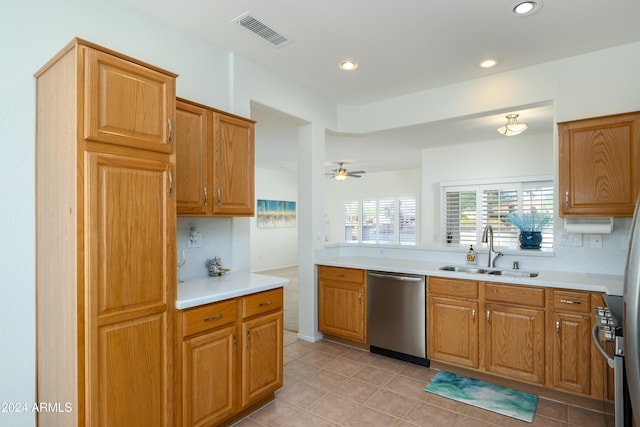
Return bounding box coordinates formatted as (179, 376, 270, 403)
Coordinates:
(177, 288, 283, 427)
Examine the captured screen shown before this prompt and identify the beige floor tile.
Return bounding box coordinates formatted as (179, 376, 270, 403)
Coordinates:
(343, 406, 401, 427)
(279, 409, 338, 426)
(567, 405, 610, 427)
(283, 340, 316, 361)
(384, 374, 432, 401)
(307, 393, 363, 424)
(303, 368, 349, 392)
(352, 365, 396, 387)
(403, 401, 463, 427)
(535, 398, 568, 422)
(368, 354, 412, 373)
(398, 363, 438, 384)
(275, 380, 326, 409)
(284, 359, 318, 381)
(364, 389, 418, 419)
(331, 377, 380, 403)
(231, 417, 264, 427)
(341, 347, 381, 365)
(297, 349, 339, 368)
(323, 356, 367, 377)
(248, 400, 301, 427)
(313, 339, 353, 356)
(460, 404, 512, 426)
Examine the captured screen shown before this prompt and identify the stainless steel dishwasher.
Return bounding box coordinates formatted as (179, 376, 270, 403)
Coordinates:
(367, 271, 428, 366)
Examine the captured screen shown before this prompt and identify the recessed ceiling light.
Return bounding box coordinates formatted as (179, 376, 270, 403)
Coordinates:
(340, 60, 358, 71)
(480, 59, 497, 68)
(512, 0, 542, 16)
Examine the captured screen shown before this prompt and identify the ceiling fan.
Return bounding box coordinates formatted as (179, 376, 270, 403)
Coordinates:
(326, 163, 366, 181)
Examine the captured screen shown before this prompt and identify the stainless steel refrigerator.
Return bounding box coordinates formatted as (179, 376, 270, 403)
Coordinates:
(624, 195, 640, 422)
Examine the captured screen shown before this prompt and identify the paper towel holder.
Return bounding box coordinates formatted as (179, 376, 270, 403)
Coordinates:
(563, 217, 614, 234)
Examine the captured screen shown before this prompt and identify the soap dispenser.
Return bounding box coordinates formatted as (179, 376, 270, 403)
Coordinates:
(466, 245, 477, 265)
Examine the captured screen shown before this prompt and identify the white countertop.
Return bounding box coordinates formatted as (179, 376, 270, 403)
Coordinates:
(316, 256, 624, 295)
(176, 272, 289, 310)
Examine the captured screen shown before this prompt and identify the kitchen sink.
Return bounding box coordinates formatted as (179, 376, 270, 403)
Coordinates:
(439, 265, 538, 278)
(487, 270, 539, 278)
(439, 265, 488, 274)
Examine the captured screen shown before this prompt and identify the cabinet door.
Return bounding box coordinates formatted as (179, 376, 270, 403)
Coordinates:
(84, 47, 175, 153)
(212, 112, 254, 216)
(85, 151, 175, 426)
(484, 304, 545, 385)
(318, 280, 366, 342)
(176, 100, 210, 215)
(558, 111, 640, 217)
(428, 296, 478, 368)
(183, 325, 237, 427)
(241, 311, 283, 407)
(551, 313, 591, 394)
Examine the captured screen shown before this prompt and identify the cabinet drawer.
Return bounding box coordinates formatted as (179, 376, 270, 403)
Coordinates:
(182, 299, 237, 337)
(242, 288, 283, 319)
(429, 277, 478, 299)
(318, 266, 364, 284)
(553, 290, 590, 313)
(484, 283, 545, 308)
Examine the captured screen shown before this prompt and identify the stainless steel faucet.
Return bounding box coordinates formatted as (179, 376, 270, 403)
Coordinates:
(482, 225, 503, 268)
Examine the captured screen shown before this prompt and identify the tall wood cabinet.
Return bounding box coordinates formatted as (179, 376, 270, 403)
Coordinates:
(176, 98, 255, 217)
(558, 111, 640, 217)
(35, 39, 177, 426)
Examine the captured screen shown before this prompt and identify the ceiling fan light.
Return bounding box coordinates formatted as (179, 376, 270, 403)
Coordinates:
(335, 174, 347, 181)
(497, 113, 528, 136)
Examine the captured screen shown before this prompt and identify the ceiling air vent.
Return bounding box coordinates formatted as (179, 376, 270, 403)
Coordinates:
(232, 12, 293, 48)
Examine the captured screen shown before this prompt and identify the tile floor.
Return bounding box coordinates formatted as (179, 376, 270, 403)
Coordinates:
(235, 330, 615, 427)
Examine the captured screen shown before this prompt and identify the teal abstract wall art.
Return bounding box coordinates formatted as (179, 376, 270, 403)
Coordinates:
(257, 199, 297, 228)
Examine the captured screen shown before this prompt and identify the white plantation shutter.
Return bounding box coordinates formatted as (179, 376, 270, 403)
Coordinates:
(344, 200, 359, 242)
(399, 197, 417, 245)
(445, 191, 476, 245)
(443, 178, 554, 248)
(343, 196, 417, 245)
(482, 188, 519, 247)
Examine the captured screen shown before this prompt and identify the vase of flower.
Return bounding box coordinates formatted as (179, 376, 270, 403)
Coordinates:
(507, 210, 551, 250)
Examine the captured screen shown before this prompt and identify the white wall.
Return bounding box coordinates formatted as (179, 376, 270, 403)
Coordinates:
(421, 133, 554, 245)
(324, 169, 422, 243)
(251, 168, 299, 271)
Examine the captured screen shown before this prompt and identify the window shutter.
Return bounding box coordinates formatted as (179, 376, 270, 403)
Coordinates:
(482, 188, 519, 247)
(344, 200, 359, 242)
(445, 191, 477, 245)
(362, 200, 377, 243)
(522, 183, 554, 249)
(399, 197, 417, 245)
(377, 199, 395, 244)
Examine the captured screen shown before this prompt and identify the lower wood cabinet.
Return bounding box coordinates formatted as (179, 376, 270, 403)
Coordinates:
(178, 288, 283, 427)
(427, 277, 607, 401)
(317, 265, 366, 343)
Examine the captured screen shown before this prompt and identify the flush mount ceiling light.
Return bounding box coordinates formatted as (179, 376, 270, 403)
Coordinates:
(340, 60, 358, 71)
(479, 59, 497, 68)
(497, 113, 528, 136)
(512, 0, 543, 16)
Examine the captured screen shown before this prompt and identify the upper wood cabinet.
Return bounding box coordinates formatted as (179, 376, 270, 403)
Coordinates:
(35, 38, 177, 426)
(176, 98, 255, 217)
(558, 111, 640, 217)
(84, 47, 175, 153)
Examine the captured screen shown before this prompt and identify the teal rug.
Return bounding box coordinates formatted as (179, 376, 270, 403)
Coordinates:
(424, 371, 538, 423)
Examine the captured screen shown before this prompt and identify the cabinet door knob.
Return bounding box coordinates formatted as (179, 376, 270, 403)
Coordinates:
(556, 320, 561, 337)
(472, 308, 476, 324)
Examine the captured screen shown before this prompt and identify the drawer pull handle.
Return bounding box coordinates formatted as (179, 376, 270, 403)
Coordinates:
(204, 314, 222, 322)
(247, 331, 251, 349)
(556, 320, 561, 337)
(486, 309, 491, 325)
(233, 335, 237, 355)
(472, 308, 476, 324)
(334, 274, 345, 277)
(259, 300, 273, 307)
(167, 118, 173, 143)
(560, 299, 582, 305)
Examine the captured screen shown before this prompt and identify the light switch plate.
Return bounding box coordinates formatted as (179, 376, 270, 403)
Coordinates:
(187, 231, 202, 248)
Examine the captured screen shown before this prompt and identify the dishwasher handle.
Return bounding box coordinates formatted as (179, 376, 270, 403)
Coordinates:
(368, 272, 423, 282)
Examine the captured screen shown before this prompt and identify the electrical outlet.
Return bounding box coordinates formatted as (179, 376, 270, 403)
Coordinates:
(558, 232, 583, 246)
(589, 234, 603, 249)
(187, 231, 201, 248)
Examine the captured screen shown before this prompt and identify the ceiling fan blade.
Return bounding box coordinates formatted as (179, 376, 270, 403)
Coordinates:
(348, 170, 366, 174)
(347, 174, 363, 178)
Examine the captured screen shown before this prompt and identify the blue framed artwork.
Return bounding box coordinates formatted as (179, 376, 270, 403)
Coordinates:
(257, 199, 297, 228)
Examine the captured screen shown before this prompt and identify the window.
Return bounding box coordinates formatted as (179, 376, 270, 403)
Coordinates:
(344, 196, 417, 245)
(442, 177, 554, 249)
